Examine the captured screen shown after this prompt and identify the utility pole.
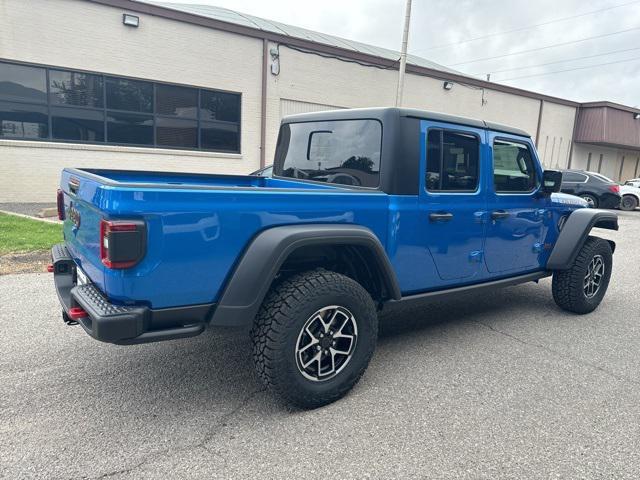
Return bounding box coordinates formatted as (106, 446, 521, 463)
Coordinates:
(395, 0, 412, 107)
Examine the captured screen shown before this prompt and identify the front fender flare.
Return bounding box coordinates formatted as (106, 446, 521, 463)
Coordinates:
(546, 208, 618, 270)
(210, 224, 400, 327)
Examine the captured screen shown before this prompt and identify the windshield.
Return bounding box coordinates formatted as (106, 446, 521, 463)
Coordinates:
(589, 172, 615, 183)
(274, 119, 382, 188)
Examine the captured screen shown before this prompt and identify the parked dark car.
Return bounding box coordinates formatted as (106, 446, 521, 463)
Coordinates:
(560, 170, 621, 209)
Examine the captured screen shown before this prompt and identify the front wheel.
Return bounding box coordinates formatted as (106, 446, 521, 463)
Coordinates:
(552, 236, 613, 314)
(251, 269, 378, 408)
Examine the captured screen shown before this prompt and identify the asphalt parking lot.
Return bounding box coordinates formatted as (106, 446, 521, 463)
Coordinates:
(2, 211, 639, 479)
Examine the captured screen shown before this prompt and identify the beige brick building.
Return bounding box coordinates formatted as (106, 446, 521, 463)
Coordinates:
(1, 0, 639, 202)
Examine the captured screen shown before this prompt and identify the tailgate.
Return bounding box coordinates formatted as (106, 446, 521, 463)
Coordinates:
(60, 171, 106, 290)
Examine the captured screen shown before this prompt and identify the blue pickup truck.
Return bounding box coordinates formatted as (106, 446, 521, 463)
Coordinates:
(52, 107, 618, 408)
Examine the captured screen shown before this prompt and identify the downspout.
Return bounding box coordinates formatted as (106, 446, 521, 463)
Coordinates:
(567, 106, 580, 169)
(535, 99, 544, 148)
(260, 38, 268, 168)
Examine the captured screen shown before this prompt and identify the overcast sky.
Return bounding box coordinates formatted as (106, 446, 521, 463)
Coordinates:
(163, 0, 640, 106)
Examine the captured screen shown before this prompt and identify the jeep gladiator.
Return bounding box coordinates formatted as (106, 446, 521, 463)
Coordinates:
(52, 107, 618, 408)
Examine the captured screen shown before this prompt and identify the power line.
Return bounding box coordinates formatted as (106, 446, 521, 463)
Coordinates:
(476, 46, 640, 75)
(448, 26, 639, 66)
(498, 56, 640, 81)
(414, 0, 640, 52)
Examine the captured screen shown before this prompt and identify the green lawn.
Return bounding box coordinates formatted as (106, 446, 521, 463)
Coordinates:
(0, 212, 63, 255)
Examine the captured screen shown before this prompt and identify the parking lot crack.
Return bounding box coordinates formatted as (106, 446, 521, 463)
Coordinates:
(197, 386, 267, 451)
(475, 320, 640, 387)
(83, 387, 266, 480)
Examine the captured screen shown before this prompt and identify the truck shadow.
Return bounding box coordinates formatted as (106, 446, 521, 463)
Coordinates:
(65, 282, 553, 417)
(377, 281, 552, 342)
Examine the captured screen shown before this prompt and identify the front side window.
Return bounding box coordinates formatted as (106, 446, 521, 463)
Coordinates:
(275, 119, 381, 188)
(493, 139, 538, 193)
(426, 129, 479, 192)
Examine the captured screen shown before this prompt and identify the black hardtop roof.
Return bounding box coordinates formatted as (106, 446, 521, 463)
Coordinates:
(282, 107, 531, 138)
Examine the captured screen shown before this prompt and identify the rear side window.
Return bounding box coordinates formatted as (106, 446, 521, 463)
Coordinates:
(563, 172, 588, 183)
(426, 129, 479, 192)
(275, 119, 381, 188)
(493, 139, 538, 193)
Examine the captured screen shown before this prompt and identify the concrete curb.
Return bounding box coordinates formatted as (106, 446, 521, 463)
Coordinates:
(0, 210, 62, 224)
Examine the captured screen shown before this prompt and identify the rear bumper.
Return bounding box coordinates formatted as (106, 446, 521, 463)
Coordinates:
(52, 244, 213, 345)
(600, 194, 621, 210)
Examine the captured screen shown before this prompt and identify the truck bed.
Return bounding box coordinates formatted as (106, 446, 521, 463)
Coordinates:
(74, 168, 339, 190)
(59, 168, 389, 310)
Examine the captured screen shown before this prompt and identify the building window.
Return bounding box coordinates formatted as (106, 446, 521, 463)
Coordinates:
(52, 107, 104, 142)
(0, 102, 48, 139)
(0, 62, 47, 103)
(156, 85, 197, 118)
(0, 60, 241, 153)
(105, 77, 153, 113)
(49, 70, 103, 108)
(156, 117, 198, 148)
(107, 112, 153, 145)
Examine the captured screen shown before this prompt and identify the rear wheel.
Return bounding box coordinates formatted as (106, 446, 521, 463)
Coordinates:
(552, 236, 612, 314)
(580, 194, 598, 208)
(251, 269, 378, 408)
(620, 195, 638, 211)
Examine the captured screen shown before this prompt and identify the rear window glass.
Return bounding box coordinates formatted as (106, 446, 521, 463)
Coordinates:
(589, 172, 614, 183)
(563, 172, 587, 182)
(274, 119, 382, 188)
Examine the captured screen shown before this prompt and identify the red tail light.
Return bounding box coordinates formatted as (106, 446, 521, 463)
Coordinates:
(57, 189, 65, 220)
(609, 185, 620, 194)
(100, 219, 146, 269)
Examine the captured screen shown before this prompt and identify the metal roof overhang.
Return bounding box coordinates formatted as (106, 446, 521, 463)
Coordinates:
(575, 105, 640, 151)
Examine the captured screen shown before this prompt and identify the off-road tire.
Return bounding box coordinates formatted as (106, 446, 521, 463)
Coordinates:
(552, 236, 612, 314)
(620, 195, 638, 211)
(251, 269, 378, 409)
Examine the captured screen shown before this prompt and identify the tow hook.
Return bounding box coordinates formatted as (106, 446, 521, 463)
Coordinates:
(62, 311, 79, 326)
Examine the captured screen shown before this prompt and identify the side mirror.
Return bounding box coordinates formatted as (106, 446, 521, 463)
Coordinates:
(542, 170, 562, 194)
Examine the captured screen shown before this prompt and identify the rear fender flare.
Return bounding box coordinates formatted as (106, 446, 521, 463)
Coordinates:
(210, 224, 401, 327)
(546, 209, 618, 270)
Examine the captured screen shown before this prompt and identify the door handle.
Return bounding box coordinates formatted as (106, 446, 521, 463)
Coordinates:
(491, 210, 510, 220)
(429, 212, 453, 222)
